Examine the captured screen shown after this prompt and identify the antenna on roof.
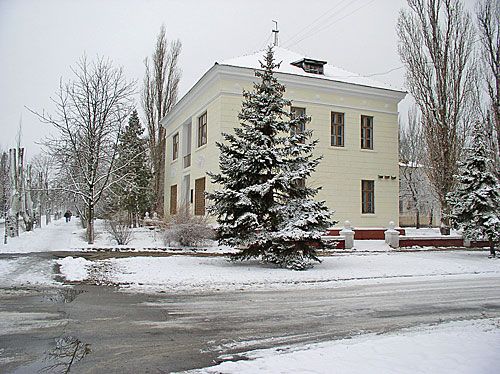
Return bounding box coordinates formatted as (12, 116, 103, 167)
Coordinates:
(272, 20, 279, 47)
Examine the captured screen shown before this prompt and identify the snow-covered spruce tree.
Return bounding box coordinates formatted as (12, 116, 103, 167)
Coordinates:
(447, 122, 500, 258)
(113, 110, 153, 226)
(207, 46, 333, 270)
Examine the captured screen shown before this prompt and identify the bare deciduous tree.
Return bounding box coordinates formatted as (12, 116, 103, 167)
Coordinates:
(397, 0, 477, 232)
(1, 150, 9, 243)
(30, 56, 135, 244)
(476, 0, 500, 171)
(31, 153, 56, 226)
(400, 107, 427, 228)
(142, 25, 182, 215)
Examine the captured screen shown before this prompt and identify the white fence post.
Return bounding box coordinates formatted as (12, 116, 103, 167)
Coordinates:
(384, 221, 400, 249)
(340, 220, 355, 249)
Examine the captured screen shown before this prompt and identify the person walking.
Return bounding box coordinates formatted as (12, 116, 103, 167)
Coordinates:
(64, 210, 72, 223)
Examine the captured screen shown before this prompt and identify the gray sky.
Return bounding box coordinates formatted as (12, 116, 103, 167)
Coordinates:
(0, 0, 476, 157)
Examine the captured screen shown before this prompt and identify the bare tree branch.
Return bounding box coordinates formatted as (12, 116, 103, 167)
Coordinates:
(29, 56, 135, 243)
(141, 25, 182, 215)
(476, 0, 500, 172)
(397, 0, 477, 230)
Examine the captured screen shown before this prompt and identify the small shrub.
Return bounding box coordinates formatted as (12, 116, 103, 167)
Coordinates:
(163, 206, 215, 247)
(105, 213, 133, 245)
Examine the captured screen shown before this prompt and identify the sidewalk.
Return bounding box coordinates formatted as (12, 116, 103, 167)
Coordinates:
(1, 218, 80, 254)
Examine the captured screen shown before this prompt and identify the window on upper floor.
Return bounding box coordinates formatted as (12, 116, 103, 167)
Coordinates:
(361, 115, 373, 150)
(361, 180, 375, 214)
(172, 133, 179, 160)
(290, 107, 306, 141)
(198, 112, 207, 147)
(331, 112, 344, 147)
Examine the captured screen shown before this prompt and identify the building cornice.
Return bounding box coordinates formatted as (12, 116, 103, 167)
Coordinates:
(161, 64, 407, 128)
(160, 64, 220, 127)
(218, 64, 407, 101)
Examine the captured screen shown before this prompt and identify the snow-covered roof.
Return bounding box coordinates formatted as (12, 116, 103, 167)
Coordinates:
(220, 46, 403, 93)
(161, 46, 405, 127)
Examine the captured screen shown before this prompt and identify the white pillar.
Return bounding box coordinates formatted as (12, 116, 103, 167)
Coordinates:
(340, 220, 355, 249)
(384, 221, 400, 249)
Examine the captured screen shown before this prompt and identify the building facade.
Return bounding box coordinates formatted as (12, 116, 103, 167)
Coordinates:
(161, 47, 406, 227)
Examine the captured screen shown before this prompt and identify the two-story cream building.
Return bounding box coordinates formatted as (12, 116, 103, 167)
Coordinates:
(160, 47, 406, 227)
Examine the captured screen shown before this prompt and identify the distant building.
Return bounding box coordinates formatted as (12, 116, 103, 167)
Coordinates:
(160, 47, 406, 227)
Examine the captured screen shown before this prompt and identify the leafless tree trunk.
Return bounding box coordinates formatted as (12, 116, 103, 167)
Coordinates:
(399, 107, 427, 228)
(142, 25, 181, 215)
(31, 154, 56, 226)
(397, 0, 477, 232)
(1, 151, 9, 244)
(30, 56, 135, 244)
(476, 0, 500, 172)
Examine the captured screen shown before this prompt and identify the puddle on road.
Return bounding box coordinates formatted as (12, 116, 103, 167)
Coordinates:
(42, 288, 86, 304)
(40, 336, 91, 373)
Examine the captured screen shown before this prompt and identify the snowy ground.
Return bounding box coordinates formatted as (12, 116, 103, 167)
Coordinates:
(0, 218, 233, 254)
(0, 256, 59, 288)
(1, 217, 469, 255)
(403, 227, 462, 237)
(185, 318, 500, 374)
(1, 217, 496, 292)
(53, 250, 500, 293)
(0, 218, 78, 253)
(1, 219, 499, 373)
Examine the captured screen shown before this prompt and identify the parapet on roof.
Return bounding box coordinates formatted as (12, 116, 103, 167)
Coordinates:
(220, 46, 402, 92)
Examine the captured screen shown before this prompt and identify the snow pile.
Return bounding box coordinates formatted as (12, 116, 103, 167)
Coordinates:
(188, 318, 500, 374)
(56, 251, 500, 293)
(57, 256, 90, 282)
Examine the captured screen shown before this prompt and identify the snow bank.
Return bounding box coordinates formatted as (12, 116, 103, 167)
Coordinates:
(57, 257, 91, 282)
(188, 318, 500, 374)
(56, 251, 500, 293)
(404, 227, 462, 237)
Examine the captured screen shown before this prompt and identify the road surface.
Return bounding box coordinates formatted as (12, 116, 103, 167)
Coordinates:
(1, 275, 499, 373)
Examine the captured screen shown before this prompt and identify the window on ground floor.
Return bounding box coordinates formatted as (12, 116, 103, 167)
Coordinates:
(170, 185, 177, 215)
(361, 180, 374, 214)
(194, 177, 206, 215)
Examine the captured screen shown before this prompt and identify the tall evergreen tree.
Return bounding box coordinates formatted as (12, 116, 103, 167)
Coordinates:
(447, 122, 500, 257)
(208, 46, 333, 270)
(114, 110, 153, 226)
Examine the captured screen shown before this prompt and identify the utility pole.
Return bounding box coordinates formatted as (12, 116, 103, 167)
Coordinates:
(272, 20, 279, 47)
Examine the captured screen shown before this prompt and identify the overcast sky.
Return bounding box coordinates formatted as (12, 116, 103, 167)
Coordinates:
(0, 0, 477, 157)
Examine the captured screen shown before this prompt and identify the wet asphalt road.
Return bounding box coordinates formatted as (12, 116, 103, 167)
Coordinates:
(1, 274, 500, 373)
